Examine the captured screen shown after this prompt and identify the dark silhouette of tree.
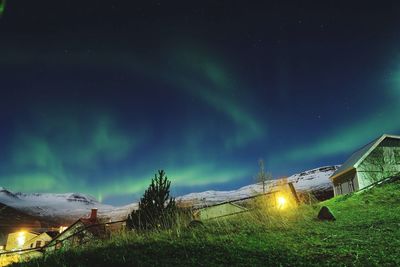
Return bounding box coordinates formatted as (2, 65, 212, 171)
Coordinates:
(127, 170, 176, 230)
(255, 159, 272, 193)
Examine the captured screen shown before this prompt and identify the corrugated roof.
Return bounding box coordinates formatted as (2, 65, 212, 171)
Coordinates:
(330, 134, 400, 180)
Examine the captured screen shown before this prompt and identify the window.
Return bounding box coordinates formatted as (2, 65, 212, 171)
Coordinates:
(36, 241, 42, 248)
(30, 243, 33, 248)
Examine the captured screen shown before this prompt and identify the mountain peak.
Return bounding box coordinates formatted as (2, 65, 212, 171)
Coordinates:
(0, 187, 19, 199)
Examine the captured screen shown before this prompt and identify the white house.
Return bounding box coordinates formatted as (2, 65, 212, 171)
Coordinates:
(330, 134, 400, 196)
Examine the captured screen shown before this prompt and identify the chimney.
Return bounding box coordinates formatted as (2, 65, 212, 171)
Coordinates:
(90, 208, 98, 221)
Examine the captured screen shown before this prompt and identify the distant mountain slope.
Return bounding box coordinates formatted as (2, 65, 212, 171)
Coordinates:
(0, 188, 134, 225)
(0, 165, 338, 225)
(178, 165, 339, 207)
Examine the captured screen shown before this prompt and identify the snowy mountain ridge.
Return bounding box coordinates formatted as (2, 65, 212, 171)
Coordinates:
(177, 165, 340, 206)
(0, 189, 131, 223)
(0, 165, 339, 224)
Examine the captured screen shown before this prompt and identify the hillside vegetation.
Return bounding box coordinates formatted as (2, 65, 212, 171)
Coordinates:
(13, 180, 400, 267)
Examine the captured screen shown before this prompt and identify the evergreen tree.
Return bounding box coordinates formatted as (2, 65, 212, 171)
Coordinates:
(127, 170, 176, 230)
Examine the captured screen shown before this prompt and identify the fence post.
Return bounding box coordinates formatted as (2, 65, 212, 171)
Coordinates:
(288, 182, 301, 205)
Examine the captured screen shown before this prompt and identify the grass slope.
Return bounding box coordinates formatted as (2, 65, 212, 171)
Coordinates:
(13, 181, 400, 267)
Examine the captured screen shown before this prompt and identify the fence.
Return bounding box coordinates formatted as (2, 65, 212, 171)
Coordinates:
(0, 182, 304, 260)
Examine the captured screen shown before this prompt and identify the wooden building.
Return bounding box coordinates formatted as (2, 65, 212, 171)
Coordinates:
(330, 134, 400, 196)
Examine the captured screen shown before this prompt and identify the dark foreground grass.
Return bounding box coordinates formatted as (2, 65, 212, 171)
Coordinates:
(13, 181, 400, 267)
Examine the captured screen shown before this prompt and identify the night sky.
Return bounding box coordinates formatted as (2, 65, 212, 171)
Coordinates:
(1, 1, 400, 205)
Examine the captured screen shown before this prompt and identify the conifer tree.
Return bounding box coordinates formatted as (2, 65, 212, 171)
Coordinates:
(127, 170, 176, 230)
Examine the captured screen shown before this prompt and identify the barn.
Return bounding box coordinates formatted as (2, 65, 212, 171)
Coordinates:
(330, 134, 400, 196)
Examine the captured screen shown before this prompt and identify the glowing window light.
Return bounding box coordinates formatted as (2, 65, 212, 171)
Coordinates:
(59, 226, 68, 233)
(17, 232, 26, 247)
(277, 196, 287, 209)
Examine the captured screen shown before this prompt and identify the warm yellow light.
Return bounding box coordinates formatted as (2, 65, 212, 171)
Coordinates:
(59, 226, 68, 233)
(17, 231, 26, 247)
(277, 196, 286, 209)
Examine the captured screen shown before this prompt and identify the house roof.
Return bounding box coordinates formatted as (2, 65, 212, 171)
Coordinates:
(24, 231, 57, 245)
(193, 190, 277, 210)
(199, 202, 247, 211)
(8, 231, 39, 236)
(330, 134, 400, 180)
(45, 231, 59, 239)
(44, 215, 101, 248)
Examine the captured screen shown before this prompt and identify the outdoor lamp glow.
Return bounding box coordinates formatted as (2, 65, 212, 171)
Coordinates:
(17, 231, 26, 247)
(277, 196, 286, 209)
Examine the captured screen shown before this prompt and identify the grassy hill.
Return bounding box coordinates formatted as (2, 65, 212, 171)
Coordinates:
(13, 180, 400, 267)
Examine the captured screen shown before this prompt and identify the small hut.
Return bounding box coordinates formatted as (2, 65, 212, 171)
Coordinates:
(330, 134, 400, 196)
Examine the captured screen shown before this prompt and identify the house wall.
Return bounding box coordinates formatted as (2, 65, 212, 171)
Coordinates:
(197, 203, 246, 220)
(357, 138, 400, 189)
(5, 232, 37, 251)
(333, 170, 357, 196)
(23, 233, 52, 249)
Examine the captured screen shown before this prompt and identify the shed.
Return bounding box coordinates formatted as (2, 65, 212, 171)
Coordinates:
(330, 134, 400, 196)
(194, 202, 248, 220)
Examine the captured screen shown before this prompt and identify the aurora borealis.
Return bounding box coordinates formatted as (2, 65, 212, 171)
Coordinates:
(1, 1, 400, 205)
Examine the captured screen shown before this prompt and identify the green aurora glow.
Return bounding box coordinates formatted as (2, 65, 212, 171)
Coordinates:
(1, 3, 400, 204)
(0, 0, 5, 16)
(271, 63, 400, 167)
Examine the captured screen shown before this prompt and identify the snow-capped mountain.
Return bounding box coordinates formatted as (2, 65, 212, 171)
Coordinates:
(0, 165, 338, 225)
(0, 189, 135, 224)
(177, 165, 339, 207)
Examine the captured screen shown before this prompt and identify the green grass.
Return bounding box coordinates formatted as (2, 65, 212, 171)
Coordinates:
(13, 181, 400, 267)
